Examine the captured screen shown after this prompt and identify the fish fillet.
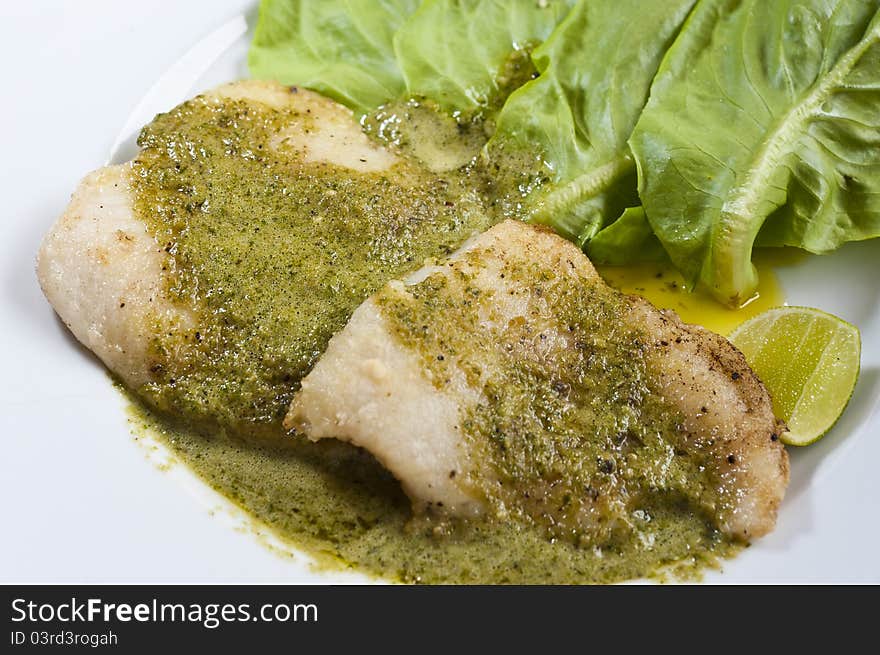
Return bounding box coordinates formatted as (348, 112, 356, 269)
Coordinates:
(37, 81, 401, 407)
(287, 220, 789, 541)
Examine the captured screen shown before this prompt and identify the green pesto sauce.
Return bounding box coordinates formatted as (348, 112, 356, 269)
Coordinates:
(361, 98, 547, 226)
(361, 46, 554, 225)
(126, 88, 739, 584)
(132, 94, 495, 437)
(127, 395, 737, 584)
(375, 249, 735, 554)
(360, 47, 539, 172)
(362, 98, 488, 173)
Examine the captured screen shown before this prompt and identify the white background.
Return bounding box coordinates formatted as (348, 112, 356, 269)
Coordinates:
(1, 0, 878, 583)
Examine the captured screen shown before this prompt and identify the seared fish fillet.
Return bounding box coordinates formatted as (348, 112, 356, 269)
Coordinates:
(37, 80, 398, 391)
(37, 80, 397, 392)
(288, 220, 789, 541)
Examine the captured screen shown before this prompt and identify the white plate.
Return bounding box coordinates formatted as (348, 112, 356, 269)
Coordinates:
(2, 1, 879, 583)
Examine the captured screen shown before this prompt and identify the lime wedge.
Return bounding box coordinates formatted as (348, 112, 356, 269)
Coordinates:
(729, 307, 860, 446)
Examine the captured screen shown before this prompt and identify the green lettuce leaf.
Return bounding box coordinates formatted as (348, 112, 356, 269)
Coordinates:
(392, 0, 574, 112)
(587, 207, 668, 265)
(248, 0, 420, 114)
(631, 0, 880, 306)
(488, 0, 697, 242)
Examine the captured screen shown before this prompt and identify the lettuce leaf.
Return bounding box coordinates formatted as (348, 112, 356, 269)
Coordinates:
(587, 207, 667, 265)
(250, 0, 573, 117)
(488, 0, 697, 242)
(631, 0, 880, 305)
(392, 0, 574, 112)
(249, 0, 420, 114)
